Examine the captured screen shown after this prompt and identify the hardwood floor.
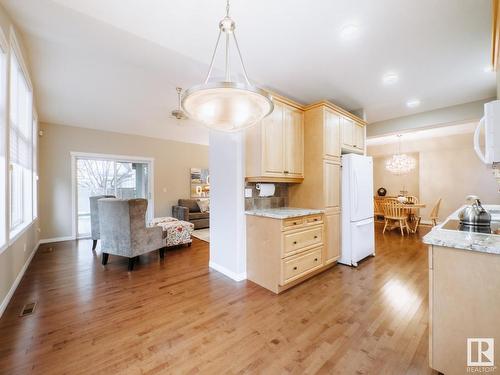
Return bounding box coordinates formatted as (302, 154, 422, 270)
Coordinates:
(0, 225, 438, 374)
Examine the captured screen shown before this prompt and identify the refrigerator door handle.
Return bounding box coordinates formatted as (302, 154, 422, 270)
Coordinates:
(355, 218, 374, 226)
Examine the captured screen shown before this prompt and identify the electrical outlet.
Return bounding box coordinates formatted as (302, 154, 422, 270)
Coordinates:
(244, 188, 252, 198)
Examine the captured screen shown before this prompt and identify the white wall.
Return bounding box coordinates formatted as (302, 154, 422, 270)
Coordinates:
(368, 131, 500, 221)
(208, 130, 246, 281)
(373, 152, 420, 198)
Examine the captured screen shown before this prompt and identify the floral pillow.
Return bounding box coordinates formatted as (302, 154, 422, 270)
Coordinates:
(197, 199, 210, 213)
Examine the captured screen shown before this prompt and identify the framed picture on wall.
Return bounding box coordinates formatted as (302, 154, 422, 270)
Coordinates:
(190, 168, 210, 198)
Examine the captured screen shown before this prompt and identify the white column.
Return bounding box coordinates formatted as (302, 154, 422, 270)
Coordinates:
(208, 130, 246, 281)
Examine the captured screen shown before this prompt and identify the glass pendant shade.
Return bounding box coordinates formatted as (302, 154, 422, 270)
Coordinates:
(385, 153, 416, 175)
(385, 135, 416, 175)
(182, 83, 273, 132)
(181, 1, 273, 132)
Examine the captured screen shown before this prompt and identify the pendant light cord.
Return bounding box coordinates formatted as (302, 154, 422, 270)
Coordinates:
(203, 0, 251, 85)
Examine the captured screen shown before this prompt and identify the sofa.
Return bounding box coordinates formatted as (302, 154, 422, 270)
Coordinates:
(172, 199, 209, 229)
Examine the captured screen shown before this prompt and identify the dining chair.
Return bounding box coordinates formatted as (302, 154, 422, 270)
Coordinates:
(382, 200, 411, 236)
(429, 198, 442, 226)
(405, 195, 421, 231)
(374, 197, 384, 219)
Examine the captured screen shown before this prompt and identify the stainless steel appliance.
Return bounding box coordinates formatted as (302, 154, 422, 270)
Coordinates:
(458, 195, 491, 227)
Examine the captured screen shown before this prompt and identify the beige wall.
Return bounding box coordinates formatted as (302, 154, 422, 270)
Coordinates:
(39, 122, 209, 240)
(373, 152, 419, 198)
(368, 131, 500, 221)
(0, 5, 40, 314)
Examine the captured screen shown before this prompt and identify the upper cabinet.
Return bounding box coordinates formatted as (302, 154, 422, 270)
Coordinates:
(324, 109, 341, 160)
(341, 118, 365, 153)
(246, 99, 304, 182)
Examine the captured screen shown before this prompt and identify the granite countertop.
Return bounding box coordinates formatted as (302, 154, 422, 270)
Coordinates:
(245, 207, 324, 219)
(423, 204, 500, 255)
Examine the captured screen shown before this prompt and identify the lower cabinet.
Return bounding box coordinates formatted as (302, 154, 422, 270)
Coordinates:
(246, 213, 335, 294)
(324, 211, 341, 264)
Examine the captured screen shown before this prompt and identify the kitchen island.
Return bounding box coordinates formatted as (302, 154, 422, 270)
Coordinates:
(246, 207, 339, 294)
(423, 205, 500, 374)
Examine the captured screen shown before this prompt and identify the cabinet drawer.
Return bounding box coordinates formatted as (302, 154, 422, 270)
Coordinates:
(283, 226, 323, 255)
(283, 217, 304, 229)
(305, 215, 322, 225)
(281, 247, 323, 285)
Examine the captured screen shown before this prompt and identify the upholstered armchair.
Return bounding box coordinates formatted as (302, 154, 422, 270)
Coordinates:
(89, 195, 115, 250)
(98, 198, 164, 271)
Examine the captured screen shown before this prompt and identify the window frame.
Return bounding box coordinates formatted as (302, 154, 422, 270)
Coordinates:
(0, 28, 7, 254)
(7, 28, 36, 246)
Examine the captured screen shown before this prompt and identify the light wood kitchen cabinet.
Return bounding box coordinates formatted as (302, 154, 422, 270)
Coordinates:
(324, 160, 340, 209)
(262, 102, 284, 174)
(324, 109, 341, 160)
(283, 106, 304, 176)
(245, 98, 304, 182)
(324, 211, 341, 264)
(354, 123, 365, 151)
(246, 213, 332, 294)
(428, 245, 500, 374)
(341, 118, 365, 153)
(341, 117, 354, 148)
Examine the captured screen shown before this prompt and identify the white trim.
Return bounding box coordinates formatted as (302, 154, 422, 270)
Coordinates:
(70, 155, 76, 238)
(209, 261, 247, 282)
(70, 151, 154, 163)
(39, 236, 75, 244)
(0, 240, 39, 318)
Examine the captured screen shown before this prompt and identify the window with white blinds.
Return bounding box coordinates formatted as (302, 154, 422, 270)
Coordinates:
(0, 47, 6, 249)
(9, 51, 33, 234)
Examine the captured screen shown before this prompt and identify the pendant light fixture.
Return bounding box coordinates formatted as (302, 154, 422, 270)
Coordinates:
(181, 0, 273, 132)
(385, 135, 416, 175)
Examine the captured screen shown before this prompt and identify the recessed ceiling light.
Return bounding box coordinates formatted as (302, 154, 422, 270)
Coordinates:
(406, 99, 421, 108)
(382, 72, 399, 85)
(483, 65, 494, 72)
(340, 24, 360, 40)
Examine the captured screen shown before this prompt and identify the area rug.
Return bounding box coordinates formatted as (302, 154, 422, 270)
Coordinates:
(192, 228, 210, 243)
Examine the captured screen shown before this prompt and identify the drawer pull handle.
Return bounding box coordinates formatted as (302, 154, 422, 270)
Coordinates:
(293, 222, 297, 225)
(284, 170, 289, 174)
(314, 236, 318, 239)
(314, 258, 318, 262)
(293, 266, 298, 270)
(293, 241, 297, 245)
(314, 218, 318, 221)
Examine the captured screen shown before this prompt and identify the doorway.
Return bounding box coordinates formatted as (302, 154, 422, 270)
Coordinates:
(71, 153, 154, 238)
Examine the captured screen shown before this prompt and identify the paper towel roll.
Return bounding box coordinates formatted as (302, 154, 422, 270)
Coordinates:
(256, 183, 275, 197)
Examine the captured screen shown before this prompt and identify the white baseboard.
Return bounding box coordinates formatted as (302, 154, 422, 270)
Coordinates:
(209, 261, 247, 282)
(0, 241, 40, 318)
(39, 236, 75, 244)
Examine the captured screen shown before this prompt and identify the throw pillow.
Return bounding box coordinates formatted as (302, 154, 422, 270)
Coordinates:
(197, 199, 210, 213)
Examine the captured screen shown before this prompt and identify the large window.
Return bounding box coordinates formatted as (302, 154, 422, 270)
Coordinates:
(9, 50, 34, 236)
(0, 42, 6, 250)
(74, 155, 152, 237)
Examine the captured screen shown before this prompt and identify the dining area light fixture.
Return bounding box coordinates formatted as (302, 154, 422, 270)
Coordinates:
(385, 135, 416, 175)
(181, 0, 273, 132)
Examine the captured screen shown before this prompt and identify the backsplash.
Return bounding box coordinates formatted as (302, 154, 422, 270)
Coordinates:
(245, 183, 289, 210)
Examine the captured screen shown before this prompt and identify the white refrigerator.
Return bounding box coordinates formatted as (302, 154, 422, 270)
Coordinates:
(339, 154, 375, 267)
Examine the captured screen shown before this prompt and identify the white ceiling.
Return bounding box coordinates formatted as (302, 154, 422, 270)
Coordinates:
(0, 0, 496, 145)
(366, 122, 477, 145)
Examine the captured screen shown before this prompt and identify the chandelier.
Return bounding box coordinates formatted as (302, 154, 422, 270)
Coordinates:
(385, 135, 416, 175)
(182, 0, 273, 132)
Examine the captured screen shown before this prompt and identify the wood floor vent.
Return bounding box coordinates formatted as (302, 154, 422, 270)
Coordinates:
(20, 302, 37, 317)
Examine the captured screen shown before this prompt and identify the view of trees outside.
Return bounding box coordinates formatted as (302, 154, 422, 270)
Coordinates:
(76, 159, 149, 236)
